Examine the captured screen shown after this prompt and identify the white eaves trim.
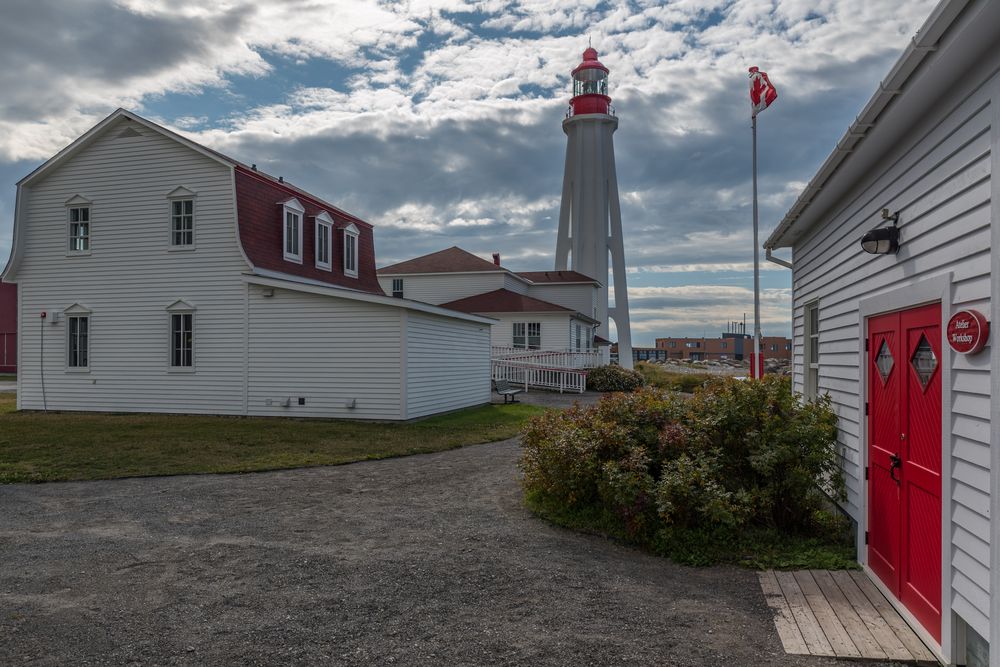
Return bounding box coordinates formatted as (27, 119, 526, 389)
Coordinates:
(765, 0, 974, 249)
(244, 271, 497, 325)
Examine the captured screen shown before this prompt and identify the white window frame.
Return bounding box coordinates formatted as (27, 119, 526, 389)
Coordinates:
(65, 194, 93, 256)
(64, 304, 92, 372)
(343, 223, 359, 277)
(391, 278, 404, 298)
(315, 211, 334, 271)
(166, 300, 196, 373)
(804, 302, 820, 400)
(282, 198, 305, 264)
(526, 322, 541, 350)
(166, 186, 197, 250)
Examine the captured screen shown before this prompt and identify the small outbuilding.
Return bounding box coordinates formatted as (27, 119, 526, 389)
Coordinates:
(765, 1, 999, 664)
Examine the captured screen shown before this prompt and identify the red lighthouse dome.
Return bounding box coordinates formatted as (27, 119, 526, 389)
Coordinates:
(569, 47, 611, 116)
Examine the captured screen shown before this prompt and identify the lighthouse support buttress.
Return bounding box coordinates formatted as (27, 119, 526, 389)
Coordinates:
(555, 113, 633, 369)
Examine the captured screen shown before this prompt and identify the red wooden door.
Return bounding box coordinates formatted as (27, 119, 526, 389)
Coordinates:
(867, 303, 941, 642)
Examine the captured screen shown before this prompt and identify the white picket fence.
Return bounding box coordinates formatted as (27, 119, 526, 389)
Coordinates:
(490, 346, 601, 369)
(492, 360, 588, 394)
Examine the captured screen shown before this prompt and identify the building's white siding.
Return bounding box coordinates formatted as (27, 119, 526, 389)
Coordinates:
(246, 285, 407, 419)
(15, 117, 248, 414)
(489, 312, 574, 350)
(405, 311, 491, 418)
(527, 283, 597, 320)
(376, 273, 508, 305)
(790, 67, 995, 641)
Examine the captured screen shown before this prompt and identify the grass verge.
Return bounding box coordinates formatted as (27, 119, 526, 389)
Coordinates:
(0, 374, 15, 382)
(525, 489, 857, 570)
(0, 393, 544, 483)
(635, 363, 717, 393)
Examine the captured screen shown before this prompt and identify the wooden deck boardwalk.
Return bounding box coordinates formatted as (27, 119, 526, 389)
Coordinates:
(758, 570, 938, 664)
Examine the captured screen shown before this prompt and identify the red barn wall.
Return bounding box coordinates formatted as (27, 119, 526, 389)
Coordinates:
(0, 282, 15, 373)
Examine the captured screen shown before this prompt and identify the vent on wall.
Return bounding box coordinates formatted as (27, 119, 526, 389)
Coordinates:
(116, 127, 143, 139)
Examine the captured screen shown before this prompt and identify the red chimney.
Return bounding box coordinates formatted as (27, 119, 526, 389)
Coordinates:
(492, 252, 501, 266)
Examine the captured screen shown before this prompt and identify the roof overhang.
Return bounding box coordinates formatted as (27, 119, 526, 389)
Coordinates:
(765, 0, 996, 249)
(244, 271, 497, 325)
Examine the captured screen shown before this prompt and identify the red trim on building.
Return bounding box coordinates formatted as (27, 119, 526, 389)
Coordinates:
(234, 167, 383, 295)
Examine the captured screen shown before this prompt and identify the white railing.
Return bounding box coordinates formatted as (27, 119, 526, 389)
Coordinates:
(491, 346, 601, 369)
(492, 360, 587, 394)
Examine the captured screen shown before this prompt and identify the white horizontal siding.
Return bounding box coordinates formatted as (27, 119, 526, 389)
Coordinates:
(790, 66, 995, 635)
(16, 117, 248, 414)
(405, 312, 491, 418)
(488, 312, 574, 350)
(526, 283, 597, 320)
(375, 273, 507, 305)
(247, 286, 404, 419)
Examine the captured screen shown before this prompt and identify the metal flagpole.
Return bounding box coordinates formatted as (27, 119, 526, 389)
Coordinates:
(752, 113, 761, 378)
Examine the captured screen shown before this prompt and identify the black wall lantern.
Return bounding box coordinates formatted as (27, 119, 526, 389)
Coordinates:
(860, 208, 899, 255)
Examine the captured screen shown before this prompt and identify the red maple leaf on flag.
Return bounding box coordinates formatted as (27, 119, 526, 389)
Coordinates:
(749, 67, 777, 116)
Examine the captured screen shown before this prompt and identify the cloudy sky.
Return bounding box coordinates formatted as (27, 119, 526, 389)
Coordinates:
(0, 0, 937, 345)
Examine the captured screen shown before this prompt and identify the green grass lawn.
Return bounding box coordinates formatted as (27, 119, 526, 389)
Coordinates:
(0, 393, 544, 483)
(0, 374, 15, 382)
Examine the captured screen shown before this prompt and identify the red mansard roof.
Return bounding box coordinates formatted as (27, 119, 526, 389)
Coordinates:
(378, 246, 506, 275)
(441, 289, 573, 314)
(235, 167, 383, 295)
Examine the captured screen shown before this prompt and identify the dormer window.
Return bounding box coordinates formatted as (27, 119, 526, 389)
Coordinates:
(315, 211, 334, 271)
(343, 223, 359, 277)
(65, 195, 92, 255)
(282, 198, 305, 263)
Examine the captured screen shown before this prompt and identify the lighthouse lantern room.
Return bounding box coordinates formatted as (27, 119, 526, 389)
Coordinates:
(570, 48, 611, 115)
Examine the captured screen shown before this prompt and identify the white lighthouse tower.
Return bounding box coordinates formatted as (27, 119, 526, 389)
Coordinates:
(554, 47, 633, 368)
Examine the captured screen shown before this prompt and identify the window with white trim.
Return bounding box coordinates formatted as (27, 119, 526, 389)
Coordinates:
(513, 322, 542, 350)
(392, 278, 404, 298)
(68, 315, 89, 368)
(171, 199, 194, 247)
(575, 324, 581, 351)
(343, 223, 359, 277)
(315, 213, 333, 271)
(68, 207, 90, 252)
(282, 199, 305, 263)
(170, 313, 194, 369)
(804, 302, 820, 399)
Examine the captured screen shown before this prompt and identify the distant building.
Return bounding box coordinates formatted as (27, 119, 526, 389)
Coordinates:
(653, 332, 791, 362)
(0, 282, 15, 374)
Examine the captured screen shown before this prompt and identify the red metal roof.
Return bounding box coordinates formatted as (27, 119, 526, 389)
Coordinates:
(441, 289, 573, 314)
(378, 247, 505, 275)
(517, 270, 597, 284)
(236, 170, 384, 295)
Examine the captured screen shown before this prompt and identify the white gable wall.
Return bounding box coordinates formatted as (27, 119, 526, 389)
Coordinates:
(488, 312, 577, 350)
(14, 117, 248, 414)
(789, 60, 996, 648)
(377, 272, 509, 304)
(526, 283, 597, 321)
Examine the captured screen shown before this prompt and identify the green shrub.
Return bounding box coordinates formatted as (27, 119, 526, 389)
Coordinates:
(520, 376, 846, 565)
(635, 363, 713, 393)
(586, 365, 645, 392)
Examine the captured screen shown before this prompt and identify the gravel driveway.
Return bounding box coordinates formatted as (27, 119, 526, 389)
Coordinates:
(2, 437, 865, 666)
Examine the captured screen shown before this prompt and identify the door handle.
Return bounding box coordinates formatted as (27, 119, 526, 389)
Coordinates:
(889, 453, 901, 483)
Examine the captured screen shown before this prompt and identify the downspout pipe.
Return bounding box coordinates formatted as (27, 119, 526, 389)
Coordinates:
(765, 247, 792, 270)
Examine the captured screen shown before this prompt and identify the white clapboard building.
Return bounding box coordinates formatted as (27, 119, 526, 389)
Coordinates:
(764, 1, 999, 664)
(378, 247, 606, 358)
(1, 109, 494, 420)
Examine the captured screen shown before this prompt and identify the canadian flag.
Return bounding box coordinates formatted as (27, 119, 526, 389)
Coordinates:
(749, 66, 777, 116)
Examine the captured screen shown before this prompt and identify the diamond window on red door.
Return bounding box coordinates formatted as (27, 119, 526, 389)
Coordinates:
(875, 339, 894, 383)
(910, 334, 937, 391)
